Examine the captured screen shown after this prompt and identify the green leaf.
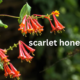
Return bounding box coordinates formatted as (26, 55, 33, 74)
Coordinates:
(0, 0, 2, 4)
(0, 62, 3, 70)
(0, 58, 3, 70)
(18, 3, 31, 23)
(0, 20, 8, 28)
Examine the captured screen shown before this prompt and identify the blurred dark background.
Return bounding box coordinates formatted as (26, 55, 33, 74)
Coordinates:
(0, 0, 80, 80)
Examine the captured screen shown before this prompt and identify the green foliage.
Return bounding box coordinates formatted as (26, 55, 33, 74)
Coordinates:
(0, 20, 8, 28)
(18, 3, 31, 23)
(0, 58, 3, 70)
(65, 0, 77, 8)
(0, 62, 3, 70)
(0, 0, 2, 4)
(33, 0, 55, 14)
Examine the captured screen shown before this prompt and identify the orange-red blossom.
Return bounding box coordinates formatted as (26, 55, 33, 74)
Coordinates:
(18, 40, 35, 63)
(4, 63, 21, 79)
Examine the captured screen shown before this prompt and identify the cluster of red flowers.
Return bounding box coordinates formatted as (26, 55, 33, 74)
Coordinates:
(0, 40, 35, 79)
(18, 10, 65, 36)
(0, 49, 10, 63)
(18, 15, 44, 36)
(4, 63, 20, 79)
(0, 49, 21, 79)
(18, 40, 35, 63)
(34, 10, 65, 34)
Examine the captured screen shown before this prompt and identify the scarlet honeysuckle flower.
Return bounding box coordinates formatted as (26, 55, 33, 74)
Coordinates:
(0, 49, 10, 63)
(20, 40, 35, 54)
(52, 14, 65, 32)
(18, 15, 27, 34)
(51, 10, 65, 32)
(18, 40, 35, 63)
(45, 10, 65, 33)
(4, 63, 15, 78)
(0, 49, 7, 53)
(18, 42, 27, 60)
(9, 63, 21, 78)
(21, 44, 33, 62)
(18, 15, 44, 36)
(4, 63, 21, 79)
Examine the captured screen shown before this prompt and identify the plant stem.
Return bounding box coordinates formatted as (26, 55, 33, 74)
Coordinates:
(0, 13, 53, 19)
(7, 43, 19, 51)
(0, 14, 20, 18)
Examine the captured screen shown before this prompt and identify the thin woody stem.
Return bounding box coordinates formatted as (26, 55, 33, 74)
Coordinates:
(31, 13, 53, 20)
(0, 14, 20, 18)
(39, 48, 79, 73)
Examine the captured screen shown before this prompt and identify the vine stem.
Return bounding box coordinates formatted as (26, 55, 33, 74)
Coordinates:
(39, 56, 70, 73)
(0, 14, 52, 19)
(0, 14, 20, 18)
(6, 43, 19, 51)
(39, 48, 79, 73)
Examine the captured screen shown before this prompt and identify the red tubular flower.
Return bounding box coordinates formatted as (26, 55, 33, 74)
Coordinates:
(4, 63, 21, 79)
(9, 63, 21, 78)
(0, 49, 10, 63)
(51, 10, 65, 32)
(6, 65, 15, 77)
(18, 43, 27, 60)
(30, 18, 40, 30)
(33, 19, 43, 29)
(4, 64, 8, 77)
(20, 40, 35, 54)
(18, 15, 27, 34)
(52, 14, 65, 32)
(33, 19, 44, 34)
(4, 63, 15, 78)
(18, 40, 35, 63)
(28, 21, 34, 33)
(21, 44, 33, 62)
(0, 51, 7, 59)
(28, 16, 44, 35)
(18, 43, 24, 59)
